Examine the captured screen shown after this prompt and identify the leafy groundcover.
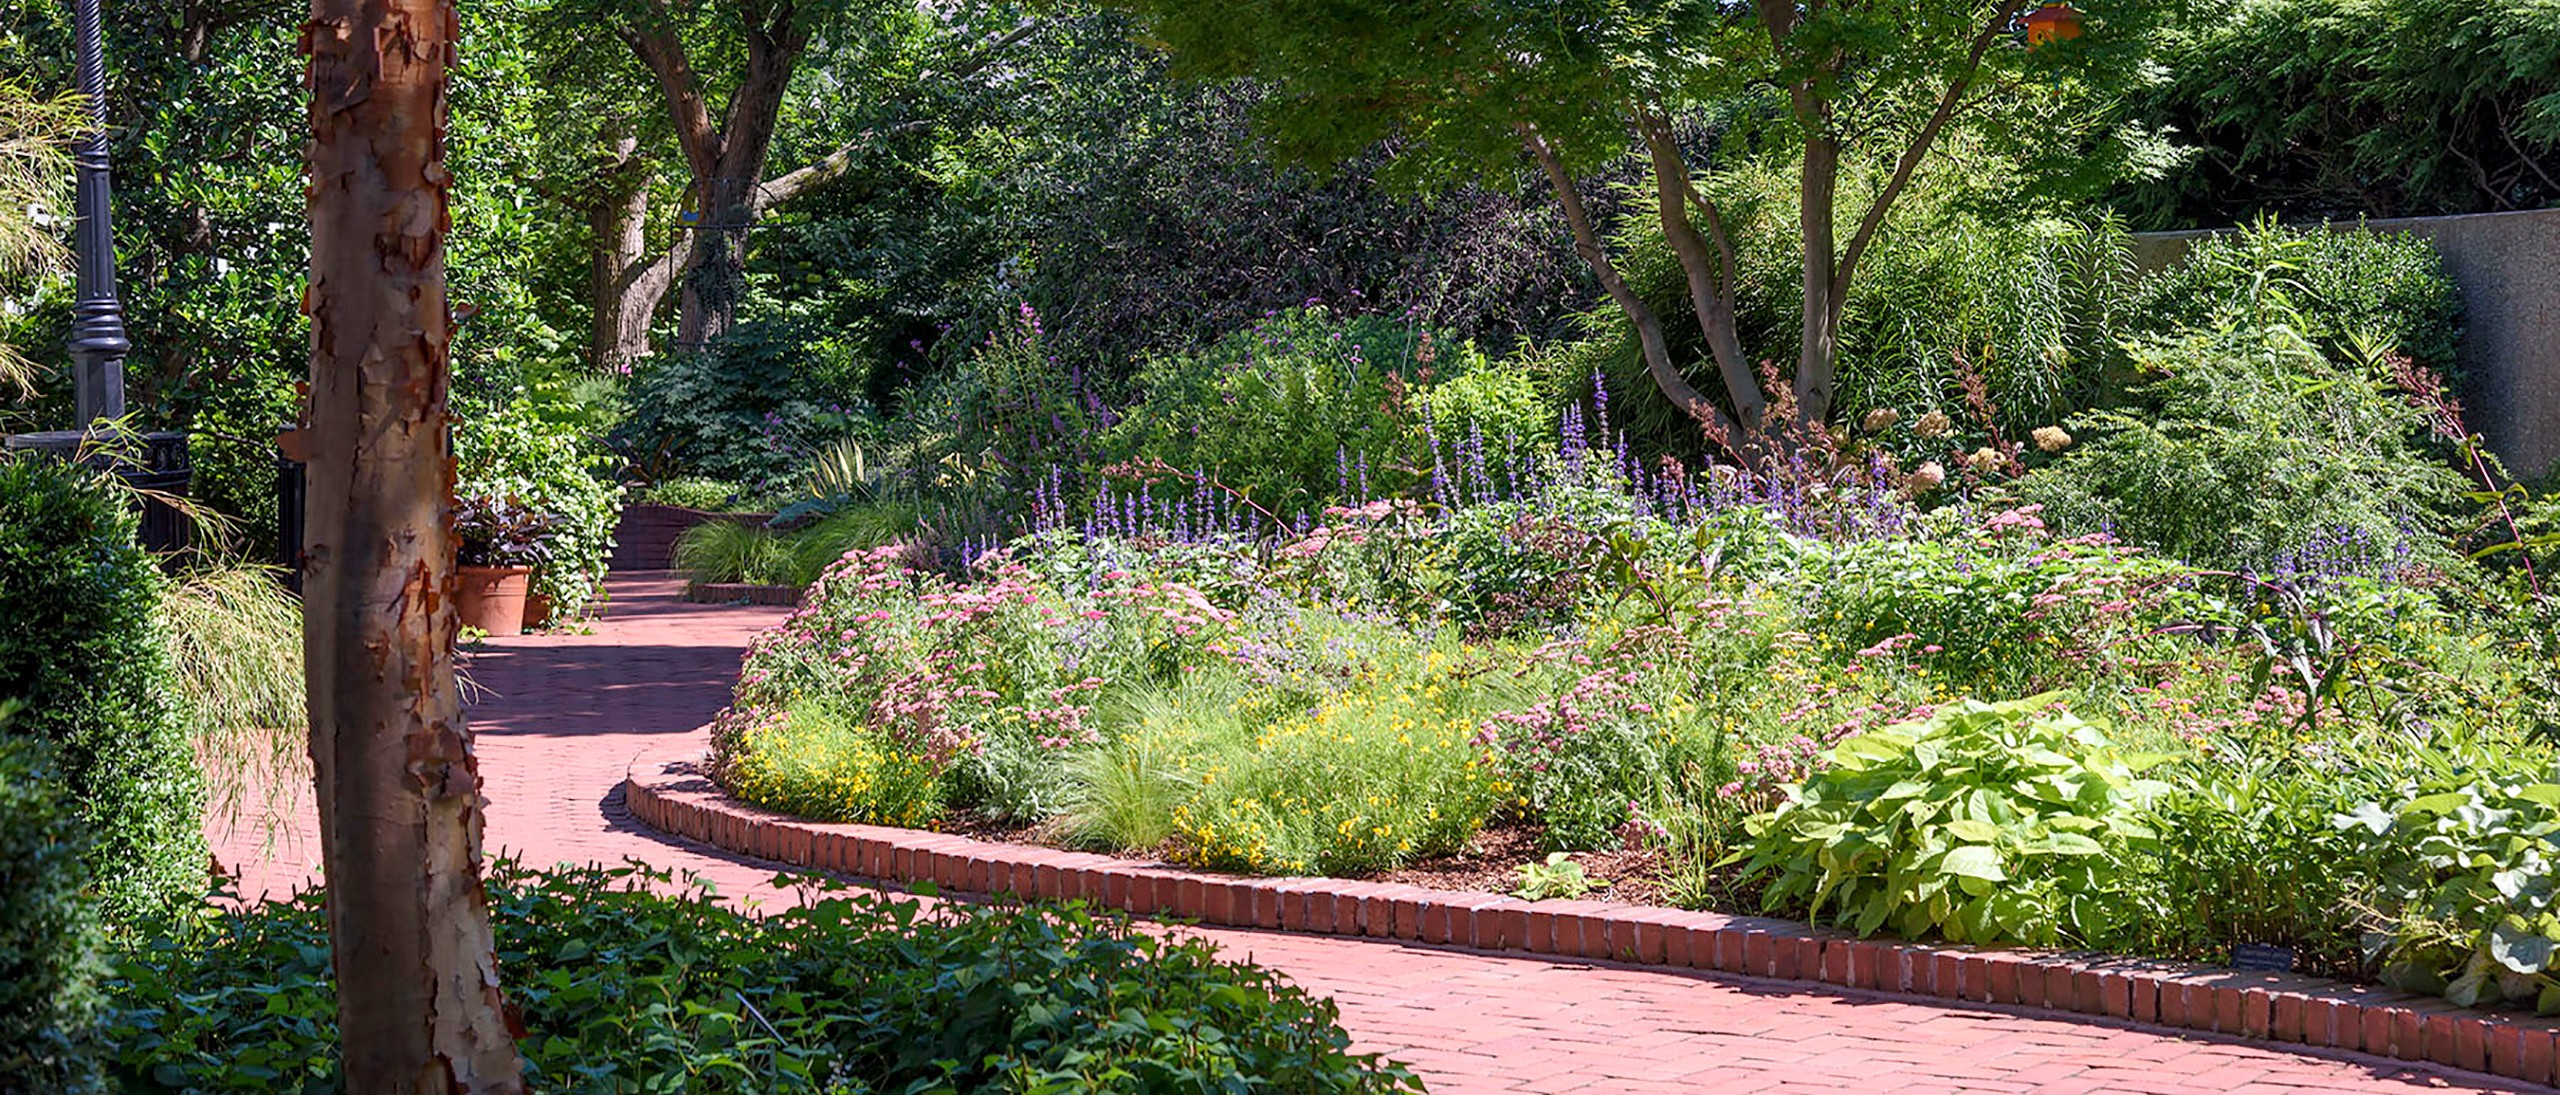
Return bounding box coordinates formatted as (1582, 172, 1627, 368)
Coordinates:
(102, 862, 1418, 1094)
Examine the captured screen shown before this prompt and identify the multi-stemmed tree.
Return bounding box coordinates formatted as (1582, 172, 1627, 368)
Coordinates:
(1106, 0, 2155, 450)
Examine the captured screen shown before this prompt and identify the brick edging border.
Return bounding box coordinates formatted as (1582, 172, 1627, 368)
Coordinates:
(622, 744, 2560, 1089)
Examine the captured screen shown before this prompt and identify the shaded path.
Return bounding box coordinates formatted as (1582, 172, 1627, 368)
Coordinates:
(207, 574, 2538, 1094)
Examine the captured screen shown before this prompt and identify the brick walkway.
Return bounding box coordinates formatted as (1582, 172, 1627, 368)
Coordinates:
(207, 574, 2539, 1094)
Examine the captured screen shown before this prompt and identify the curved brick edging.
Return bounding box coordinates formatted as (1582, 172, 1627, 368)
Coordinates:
(624, 744, 2560, 1089)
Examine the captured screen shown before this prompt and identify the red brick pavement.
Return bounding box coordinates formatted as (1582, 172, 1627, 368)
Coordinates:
(206, 574, 2542, 1094)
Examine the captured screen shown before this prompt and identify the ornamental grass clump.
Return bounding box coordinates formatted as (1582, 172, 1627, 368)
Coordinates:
(1170, 664, 1505, 876)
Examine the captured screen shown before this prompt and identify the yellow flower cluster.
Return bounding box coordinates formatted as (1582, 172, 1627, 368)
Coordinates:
(728, 711, 943, 828)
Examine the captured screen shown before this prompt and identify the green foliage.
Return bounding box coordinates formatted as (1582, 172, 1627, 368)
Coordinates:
(1802, 530, 2191, 698)
(724, 700, 944, 827)
(0, 83, 76, 399)
(1740, 697, 2175, 946)
(675, 519, 799, 587)
(675, 507, 920, 587)
(454, 400, 627, 619)
(102, 861, 1421, 1093)
(1579, 183, 2137, 452)
(2023, 303, 2467, 571)
(0, 457, 207, 922)
(2127, 0, 2560, 224)
(2119, 753, 2382, 974)
(1058, 686, 1213, 853)
(639, 476, 747, 510)
(1106, 309, 1470, 514)
(1170, 665, 1506, 876)
(615, 324, 872, 490)
(2340, 754, 2560, 1013)
(1513, 852, 1608, 902)
(0, 734, 105, 1095)
(2128, 221, 2464, 381)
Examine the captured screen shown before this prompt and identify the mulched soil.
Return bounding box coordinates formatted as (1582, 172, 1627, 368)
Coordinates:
(933, 811, 1676, 909)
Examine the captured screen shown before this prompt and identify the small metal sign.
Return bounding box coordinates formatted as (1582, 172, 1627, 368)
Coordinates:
(2229, 943, 2296, 972)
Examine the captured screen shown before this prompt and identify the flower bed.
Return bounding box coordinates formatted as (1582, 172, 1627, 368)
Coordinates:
(626, 745, 2560, 1087)
(706, 455, 2560, 1018)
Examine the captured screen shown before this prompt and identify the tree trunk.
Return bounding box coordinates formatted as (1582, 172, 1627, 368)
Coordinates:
(1794, 123, 1843, 426)
(589, 133, 669, 372)
(1524, 128, 1741, 446)
(1637, 111, 1766, 427)
(302, 1, 525, 1090)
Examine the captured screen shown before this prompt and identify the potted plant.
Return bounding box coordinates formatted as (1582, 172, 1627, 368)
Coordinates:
(453, 493, 559, 637)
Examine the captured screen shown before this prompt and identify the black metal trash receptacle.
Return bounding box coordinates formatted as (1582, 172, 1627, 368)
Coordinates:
(2, 429, 194, 559)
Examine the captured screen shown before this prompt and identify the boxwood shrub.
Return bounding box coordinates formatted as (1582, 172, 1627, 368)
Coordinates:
(0, 730, 106, 1094)
(104, 861, 1421, 1093)
(0, 457, 207, 922)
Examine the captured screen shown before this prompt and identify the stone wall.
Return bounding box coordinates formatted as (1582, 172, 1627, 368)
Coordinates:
(2133, 209, 2560, 479)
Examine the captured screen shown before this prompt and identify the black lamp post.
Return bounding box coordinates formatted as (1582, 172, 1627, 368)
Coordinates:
(65, 0, 128, 427)
(3, 0, 190, 556)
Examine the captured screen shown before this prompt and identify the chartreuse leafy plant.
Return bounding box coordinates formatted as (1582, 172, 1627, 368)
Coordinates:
(102, 861, 1422, 1093)
(1738, 696, 2178, 946)
(2339, 768, 2560, 1014)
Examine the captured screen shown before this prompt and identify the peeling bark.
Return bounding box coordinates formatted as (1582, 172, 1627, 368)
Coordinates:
(302, 0, 526, 1090)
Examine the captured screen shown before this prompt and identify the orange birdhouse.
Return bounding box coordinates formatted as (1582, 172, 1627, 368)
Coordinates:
(2023, 2, 2084, 45)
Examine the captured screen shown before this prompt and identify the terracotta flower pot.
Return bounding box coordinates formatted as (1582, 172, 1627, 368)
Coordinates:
(454, 565, 533, 637)
(522, 589, 555, 631)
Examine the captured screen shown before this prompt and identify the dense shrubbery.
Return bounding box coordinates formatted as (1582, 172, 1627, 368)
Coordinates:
(2023, 309, 2466, 571)
(102, 861, 1419, 1093)
(0, 732, 106, 1095)
(2126, 0, 2560, 224)
(0, 458, 207, 922)
(613, 323, 873, 491)
(455, 400, 627, 619)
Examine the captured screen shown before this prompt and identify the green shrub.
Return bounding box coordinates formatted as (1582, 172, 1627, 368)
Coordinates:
(1802, 530, 2193, 697)
(1739, 696, 2176, 946)
(1573, 169, 2131, 450)
(724, 701, 945, 827)
(2118, 753, 2383, 975)
(2341, 754, 2560, 1013)
(639, 476, 745, 510)
(2125, 0, 2560, 223)
(0, 457, 207, 922)
(2129, 221, 2464, 381)
(2022, 310, 2466, 571)
(455, 400, 626, 620)
(0, 732, 106, 1095)
(1104, 308, 1486, 515)
(103, 861, 1419, 1093)
(614, 321, 871, 489)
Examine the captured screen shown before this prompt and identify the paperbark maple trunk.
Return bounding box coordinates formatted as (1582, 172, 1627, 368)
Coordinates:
(302, 0, 525, 1090)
